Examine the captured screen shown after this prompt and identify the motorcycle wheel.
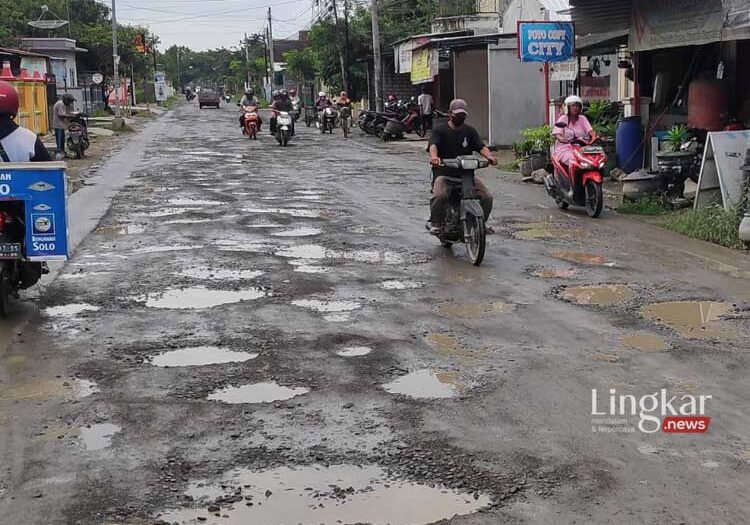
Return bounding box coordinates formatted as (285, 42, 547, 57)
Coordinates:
(463, 216, 486, 266)
(585, 180, 603, 218)
(281, 131, 289, 147)
(0, 265, 10, 317)
(556, 197, 569, 210)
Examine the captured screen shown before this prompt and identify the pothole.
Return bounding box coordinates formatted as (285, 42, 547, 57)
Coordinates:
(136, 245, 204, 254)
(550, 250, 614, 266)
(531, 267, 578, 279)
(271, 227, 323, 237)
(140, 207, 194, 217)
(177, 268, 263, 281)
(513, 225, 574, 240)
(621, 332, 670, 352)
(44, 303, 100, 317)
(149, 347, 259, 367)
(382, 369, 467, 399)
(161, 464, 490, 525)
(289, 260, 329, 274)
(640, 301, 736, 339)
(164, 218, 216, 225)
(276, 244, 327, 259)
(137, 287, 267, 309)
(243, 206, 323, 218)
(435, 301, 514, 317)
(72, 379, 99, 398)
(276, 245, 425, 265)
(168, 198, 226, 206)
(424, 333, 481, 358)
(336, 346, 373, 357)
(559, 284, 633, 306)
(79, 423, 120, 451)
(207, 382, 309, 404)
(292, 299, 361, 321)
(379, 280, 424, 290)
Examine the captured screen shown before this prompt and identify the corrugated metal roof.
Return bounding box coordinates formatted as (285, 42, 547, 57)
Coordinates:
(569, 0, 632, 36)
(539, 0, 572, 20)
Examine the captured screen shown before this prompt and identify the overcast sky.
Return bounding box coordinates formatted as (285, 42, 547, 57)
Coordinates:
(116, 0, 315, 51)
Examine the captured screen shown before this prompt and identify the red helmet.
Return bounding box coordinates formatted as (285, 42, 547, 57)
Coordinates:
(0, 81, 20, 117)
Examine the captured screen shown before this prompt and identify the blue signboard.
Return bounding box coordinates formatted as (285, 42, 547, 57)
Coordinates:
(0, 163, 69, 261)
(517, 21, 575, 63)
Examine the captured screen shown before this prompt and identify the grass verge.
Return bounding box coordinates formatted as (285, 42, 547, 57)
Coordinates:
(618, 197, 668, 216)
(662, 205, 746, 250)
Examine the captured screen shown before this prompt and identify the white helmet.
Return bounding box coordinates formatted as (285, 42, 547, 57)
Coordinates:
(319, 91, 326, 98)
(564, 95, 583, 113)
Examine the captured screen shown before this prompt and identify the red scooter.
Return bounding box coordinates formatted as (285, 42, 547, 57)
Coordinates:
(546, 122, 607, 218)
(383, 99, 425, 141)
(241, 105, 260, 140)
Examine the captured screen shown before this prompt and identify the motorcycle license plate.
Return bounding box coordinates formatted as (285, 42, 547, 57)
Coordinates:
(0, 242, 22, 259)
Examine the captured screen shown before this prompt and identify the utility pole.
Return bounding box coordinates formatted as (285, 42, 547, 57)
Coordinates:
(343, 0, 352, 95)
(370, 0, 382, 111)
(267, 7, 276, 88)
(330, 0, 348, 95)
(111, 0, 123, 128)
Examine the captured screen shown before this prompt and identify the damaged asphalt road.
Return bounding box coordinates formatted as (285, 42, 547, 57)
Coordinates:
(1, 102, 749, 525)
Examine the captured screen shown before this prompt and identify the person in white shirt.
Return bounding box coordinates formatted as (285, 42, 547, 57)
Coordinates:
(417, 86, 434, 131)
(0, 80, 51, 162)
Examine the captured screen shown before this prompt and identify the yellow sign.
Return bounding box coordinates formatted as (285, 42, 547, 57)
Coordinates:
(410, 47, 432, 84)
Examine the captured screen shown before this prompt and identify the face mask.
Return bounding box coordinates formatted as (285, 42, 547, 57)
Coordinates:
(451, 114, 466, 127)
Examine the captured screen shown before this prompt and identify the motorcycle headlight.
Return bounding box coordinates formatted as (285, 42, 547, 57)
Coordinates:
(580, 161, 593, 170)
(460, 159, 479, 170)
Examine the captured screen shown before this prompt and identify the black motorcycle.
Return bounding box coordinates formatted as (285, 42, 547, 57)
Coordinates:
(66, 114, 90, 159)
(429, 156, 490, 266)
(317, 106, 336, 134)
(0, 204, 47, 315)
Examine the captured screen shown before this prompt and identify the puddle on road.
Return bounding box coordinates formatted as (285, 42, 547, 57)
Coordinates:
(216, 242, 274, 253)
(243, 206, 323, 218)
(60, 271, 111, 280)
(271, 227, 323, 237)
(168, 198, 226, 206)
(289, 260, 329, 274)
(139, 287, 266, 309)
(640, 301, 736, 339)
(276, 244, 327, 259)
(96, 223, 147, 235)
(163, 464, 490, 525)
(79, 423, 120, 451)
(44, 303, 100, 317)
(436, 301, 513, 317)
(275, 245, 423, 265)
(136, 245, 204, 254)
(140, 207, 195, 217)
(513, 227, 573, 241)
(164, 218, 216, 225)
(591, 353, 619, 363)
(72, 379, 99, 398)
(292, 299, 361, 321)
(337, 346, 373, 357)
(532, 267, 578, 279)
(379, 280, 424, 290)
(178, 268, 263, 281)
(550, 250, 614, 266)
(383, 369, 466, 399)
(621, 333, 670, 352)
(150, 347, 259, 367)
(559, 284, 633, 306)
(208, 382, 309, 404)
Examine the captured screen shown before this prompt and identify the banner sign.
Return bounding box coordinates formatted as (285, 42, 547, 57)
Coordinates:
(550, 59, 578, 81)
(581, 75, 611, 100)
(0, 163, 68, 261)
(517, 21, 575, 62)
(154, 71, 167, 102)
(410, 47, 437, 84)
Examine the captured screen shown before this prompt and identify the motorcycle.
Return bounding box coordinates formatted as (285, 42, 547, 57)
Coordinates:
(291, 99, 302, 122)
(338, 106, 352, 139)
(66, 114, 90, 159)
(317, 106, 336, 134)
(383, 99, 425, 141)
(429, 156, 490, 266)
(240, 105, 260, 140)
(275, 111, 293, 147)
(357, 110, 376, 134)
(546, 122, 606, 218)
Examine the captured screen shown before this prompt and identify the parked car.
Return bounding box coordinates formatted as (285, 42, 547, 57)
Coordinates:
(198, 89, 221, 109)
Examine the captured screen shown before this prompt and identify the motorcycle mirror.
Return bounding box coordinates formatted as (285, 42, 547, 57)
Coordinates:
(237, 103, 241, 106)
(555, 122, 567, 128)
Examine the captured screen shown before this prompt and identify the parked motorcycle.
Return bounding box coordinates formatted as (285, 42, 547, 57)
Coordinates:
(275, 111, 294, 147)
(429, 156, 490, 266)
(240, 104, 260, 140)
(546, 122, 606, 218)
(0, 203, 48, 316)
(317, 107, 336, 134)
(66, 113, 90, 159)
(383, 99, 425, 141)
(358, 110, 376, 134)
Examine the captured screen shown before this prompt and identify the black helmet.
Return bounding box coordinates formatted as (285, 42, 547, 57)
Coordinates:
(280, 89, 288, 98)
(245, 89, 254, 97)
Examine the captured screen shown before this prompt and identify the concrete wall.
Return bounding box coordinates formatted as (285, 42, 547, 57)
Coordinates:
(489, 43, 546, 146)
(453, 48, 489, 140)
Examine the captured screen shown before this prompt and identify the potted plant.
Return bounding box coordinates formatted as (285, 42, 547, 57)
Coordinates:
(515, 125, 552, 175)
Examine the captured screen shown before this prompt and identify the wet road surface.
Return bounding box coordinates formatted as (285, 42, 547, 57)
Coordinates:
(1, 102, 749, 524)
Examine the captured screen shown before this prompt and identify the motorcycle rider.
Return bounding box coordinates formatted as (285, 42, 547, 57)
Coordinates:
(427, 99, 496, 234)
(0, 81, 51, 162)
(336, 91, 351, 109)
(551, 95, 597, 172)
(270, 89, 294, 136)
(239, 88, 261, 131)
(289, 87, 302, 121)
(315, 91, 332, 111)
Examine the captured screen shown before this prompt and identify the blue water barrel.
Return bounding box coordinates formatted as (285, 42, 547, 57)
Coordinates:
(616, 116, 644, 173)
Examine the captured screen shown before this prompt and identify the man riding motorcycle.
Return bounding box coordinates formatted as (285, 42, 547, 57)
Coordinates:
(289, 88, 303, 121)
(270, 89, 294, 135)
(336, 91, 352, 109)
(239, 89, 261, 131)
(427, 99, 497, 234)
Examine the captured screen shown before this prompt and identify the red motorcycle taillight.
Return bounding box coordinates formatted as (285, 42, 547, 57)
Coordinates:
(0, 213, 7, 232)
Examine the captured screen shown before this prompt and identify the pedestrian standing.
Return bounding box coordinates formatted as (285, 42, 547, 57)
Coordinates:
(51, 94, 74, 157)
(418, 86, 434, 131)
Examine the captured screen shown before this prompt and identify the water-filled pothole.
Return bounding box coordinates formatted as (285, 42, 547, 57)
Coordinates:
(208, 382, 309, 404)
(138, 287, 266, 309)
(640, 301, 736, 339)
(559, 284, 633, 306)
(336, 346, 373, 357)
(136, 245, 204, 254)
(292, 299, 361, 321)
(532, 267, 578, 279)
(177, 268, 263, 281)
(162, 464, 490, 525)
(550, 250, 614, 266)
(276, 244, 422, 265)
(150, 347, 258, 367)
(272, 227, 323, 237)
(436, 301, 513, 317)
(621, 333, 669, 352)
(382, 369, 466, 399)
(289, 260, 329, 274)
(72, 379, 99, 398)
(44, 303, 100, 317)
(379, 280, 424, 290)
(79, 423, 120, 451)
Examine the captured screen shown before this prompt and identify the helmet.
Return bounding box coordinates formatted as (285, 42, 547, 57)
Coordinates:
(289, 88, 297, 95)
(245, 89, 254, 97)
(388, 94, 396, 101)
(340, 91, 347, 97)
(319, 91, 326, 98)
(272, 90, 280, 98)
(0, 81, 19, 117)
(564, 95, 583, 113)
(280, 89, 288, 98)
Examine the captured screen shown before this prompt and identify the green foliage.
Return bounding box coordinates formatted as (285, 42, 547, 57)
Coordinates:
(585, 101, 619, 139)
(618, 197, 668, 216)
(662, 205, 746, 250)
(664, 124, 689, 152)
(514, 125, 552, 158)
